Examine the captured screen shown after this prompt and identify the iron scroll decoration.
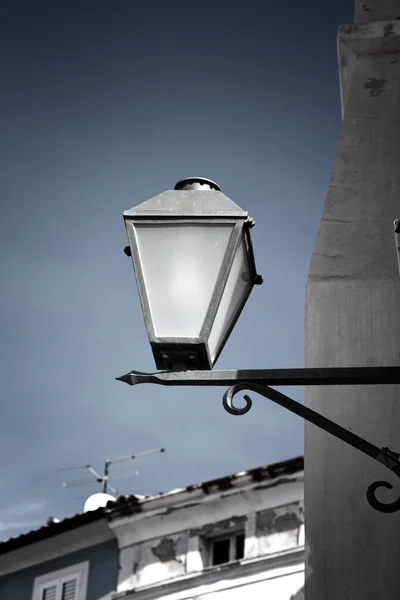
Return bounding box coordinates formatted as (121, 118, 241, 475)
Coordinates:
(117, 367, 400, 514)
(222, 381, 400, 513)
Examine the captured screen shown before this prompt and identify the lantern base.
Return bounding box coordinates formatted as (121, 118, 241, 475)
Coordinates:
(151, 343, 212, 371)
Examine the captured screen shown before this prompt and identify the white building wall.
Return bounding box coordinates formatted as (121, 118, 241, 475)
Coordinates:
(129, 559, 304, 600)
(111, 471, 304, 600)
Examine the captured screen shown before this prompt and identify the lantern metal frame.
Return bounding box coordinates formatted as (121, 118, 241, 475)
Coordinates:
(123, 183, 262, 371)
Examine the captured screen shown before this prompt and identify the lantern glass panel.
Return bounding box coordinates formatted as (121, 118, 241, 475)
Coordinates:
(133, 222, 234, 338)
(208, 237, 252, 363)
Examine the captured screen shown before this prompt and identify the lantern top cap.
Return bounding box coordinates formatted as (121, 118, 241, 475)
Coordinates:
(123, 180, 248, 219)
(174, 177, 221, 191)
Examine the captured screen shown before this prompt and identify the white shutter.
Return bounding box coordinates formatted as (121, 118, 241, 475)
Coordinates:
(42, 586, 57, 600)
(33, 562, 88, 600)
(61, 579, 77, 600)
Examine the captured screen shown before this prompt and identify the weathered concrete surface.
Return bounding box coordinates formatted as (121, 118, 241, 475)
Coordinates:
(112, 472, 304, 597)
(305, 6, 400, 600)
(354, 0, 400, 24)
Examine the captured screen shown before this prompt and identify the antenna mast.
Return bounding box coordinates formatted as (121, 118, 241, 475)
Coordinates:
(60, 447, 165, 496)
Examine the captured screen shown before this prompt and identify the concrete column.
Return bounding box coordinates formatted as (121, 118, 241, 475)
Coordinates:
(305, 4, 400, 600)
(117, 546, 137, 592)
(186, 536, 204, 572)
(244, 512, 258, 559)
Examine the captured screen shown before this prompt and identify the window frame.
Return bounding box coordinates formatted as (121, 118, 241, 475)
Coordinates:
(208, 531, 245, 566)
(32, 561, 89, 600)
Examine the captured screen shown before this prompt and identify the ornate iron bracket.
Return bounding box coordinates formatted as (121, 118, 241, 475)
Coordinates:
(117, 366, 400, 513)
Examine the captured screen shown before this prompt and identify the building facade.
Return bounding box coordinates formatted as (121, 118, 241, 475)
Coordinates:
(0, 456, 304, 600)
(0, 510, 119, 600)
(305, 2, 400, 599)
(108, 456, 304, 600)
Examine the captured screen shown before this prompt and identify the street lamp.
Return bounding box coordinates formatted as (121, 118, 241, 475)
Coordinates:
(123, 177, 262, 371)
(119, 178, 400, 513)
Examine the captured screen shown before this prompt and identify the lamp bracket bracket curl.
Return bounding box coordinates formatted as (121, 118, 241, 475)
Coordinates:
(116, 366, 400, 513)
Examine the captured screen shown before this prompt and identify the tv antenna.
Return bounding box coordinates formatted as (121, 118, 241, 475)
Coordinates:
(59, 448, 165, 496)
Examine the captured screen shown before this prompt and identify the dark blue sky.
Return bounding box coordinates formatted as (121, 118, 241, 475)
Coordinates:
(0, 0, 353, 538)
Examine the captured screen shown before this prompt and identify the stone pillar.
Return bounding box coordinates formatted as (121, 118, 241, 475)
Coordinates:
(305, 2, 400, 599)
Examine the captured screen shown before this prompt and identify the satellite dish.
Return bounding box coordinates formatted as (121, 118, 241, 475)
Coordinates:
(84, 493, 116, 513)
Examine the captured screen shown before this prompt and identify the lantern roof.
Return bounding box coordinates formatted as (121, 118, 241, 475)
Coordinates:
(123, 188, 248, 219)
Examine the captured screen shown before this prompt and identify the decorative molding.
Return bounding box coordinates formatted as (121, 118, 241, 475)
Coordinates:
(338, 20, 400, 117)
(339, 21, 400, 55)
(108, 468, 304, 524)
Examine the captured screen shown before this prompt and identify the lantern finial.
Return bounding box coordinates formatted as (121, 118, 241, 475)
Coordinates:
(174, 177, 221, 191)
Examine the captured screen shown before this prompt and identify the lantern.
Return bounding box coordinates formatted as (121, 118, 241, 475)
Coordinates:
(123, 178, 262, 370)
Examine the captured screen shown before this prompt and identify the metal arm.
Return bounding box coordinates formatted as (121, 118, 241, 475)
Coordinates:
(117, 366, 400, 513)
(223, 381, 400, 513)
(117, 366, 400, 387)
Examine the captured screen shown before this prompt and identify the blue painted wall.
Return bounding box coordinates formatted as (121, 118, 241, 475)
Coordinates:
(0, 538, 119, 600)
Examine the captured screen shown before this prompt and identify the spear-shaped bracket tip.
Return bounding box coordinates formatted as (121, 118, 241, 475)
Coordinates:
(116, 370, 163, 386)
(116, 373, 135, 385)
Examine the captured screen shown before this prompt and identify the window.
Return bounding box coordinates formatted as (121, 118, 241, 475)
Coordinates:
(32, 561, 89, 600)
(209, 532, 245, 566)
